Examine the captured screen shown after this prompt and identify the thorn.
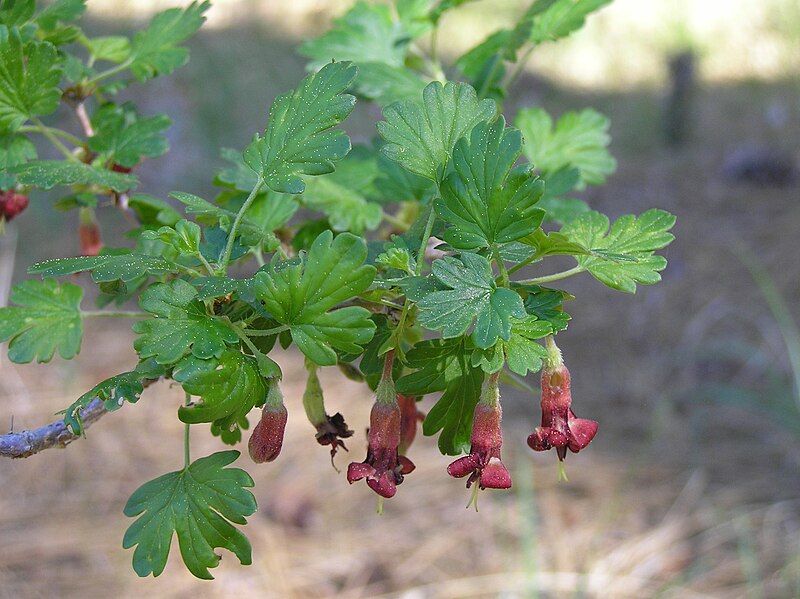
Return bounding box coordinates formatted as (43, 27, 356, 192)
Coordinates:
(8, 415, 14, 434)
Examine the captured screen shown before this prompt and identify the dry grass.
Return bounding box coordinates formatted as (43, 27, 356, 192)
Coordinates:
(0, 325, 798, 598)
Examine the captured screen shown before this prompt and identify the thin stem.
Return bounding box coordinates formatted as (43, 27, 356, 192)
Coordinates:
(394, 207, 438, 346)
(183, 393, 191, 468)
(476, 56, 503, 99)
(174, 263, 205, 278)
(32, 118, 79, 162)
(505, 44, 536, 90)
(82, 310, 148, 318)
(19, 125, 83, 147)
(253, 247, 265, 267)
(415, 208, 437, 276)
(73, 102, 94, 137)
(506, 252, 540, 276)
(87, 58, 133, 85)
(219, 177, 263, 273)
(197, 253, 216, 276)
(515, 265, 585, 286)
(493, 246, 510, 287)
(232, 324, 266, 355)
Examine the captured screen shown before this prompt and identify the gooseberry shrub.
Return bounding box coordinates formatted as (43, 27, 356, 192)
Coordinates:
(0, 0, 675, 580)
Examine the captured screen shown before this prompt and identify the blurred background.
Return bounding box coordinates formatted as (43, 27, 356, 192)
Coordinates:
(1, 0, 800, 597)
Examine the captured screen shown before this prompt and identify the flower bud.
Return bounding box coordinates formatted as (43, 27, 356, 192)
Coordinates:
(248, 381, 288, 463)
(0, 191, 28, 222)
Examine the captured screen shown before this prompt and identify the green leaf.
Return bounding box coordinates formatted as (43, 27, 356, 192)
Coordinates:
(141, 219, 201, 258)
(416, 252, 526, 349)
(521, 285, 572, 332)
(0, 279, 82, 363)
(397, 337, 467, 395)
(11, 160, 137, 191)
(561, 209, 676, 293)
(243, 61, 357, 194)
(299, 2, 426, 106)
(0, 25, 62, 131)
(351, 62, 427, 106)
(373, 152, 435, 204)
(0, 132, 35, 188)
(528, 0, 611, 43)
(516, 107, 616, 187)
(133, 279, 238, 365)
(377, 81, 496, 182)
(435, 117, 545, 250)
(397, 337, 483, 455)
(429, 0, 478, 23)
(519, 228, 590, 258)
(251, 231, 376, 366)
(455, 30, 512, 100)
(88, 103, 171, 168)
(128, 1, 209, 81)
(0, 1, 34, 26)
(170, 190, 290, 250)
(128, 194, 182, 227)
(82, 35, 130, 63)
(35, 0, 85, 28)
(30, 251, 176, 282)
(179, 349, 267, 426)
(123, 450, 256, 579)
(301, 176, 382, 234)
(300, 2, 408, 69)
(502, 315, 550, 375)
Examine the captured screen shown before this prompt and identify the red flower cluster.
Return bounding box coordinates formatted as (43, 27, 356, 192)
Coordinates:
(247, 338, 598, 504)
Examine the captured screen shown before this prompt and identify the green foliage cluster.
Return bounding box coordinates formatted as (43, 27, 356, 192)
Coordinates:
(0, 0, 674, 579)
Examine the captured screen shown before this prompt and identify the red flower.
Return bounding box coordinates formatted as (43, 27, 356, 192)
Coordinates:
(447, 374, 511, 491)
(527, 339, 598, 462)
(347, 350, 415, 498)
(248, 382, 288, 463)
(347, 401, 415, 498)
(0, 191, 28, 221)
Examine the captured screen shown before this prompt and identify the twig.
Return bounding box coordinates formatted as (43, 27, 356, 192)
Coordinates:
(0, 398, 107, 458)
(0, 378, 159, 459)
(74, 102, 95, 137)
